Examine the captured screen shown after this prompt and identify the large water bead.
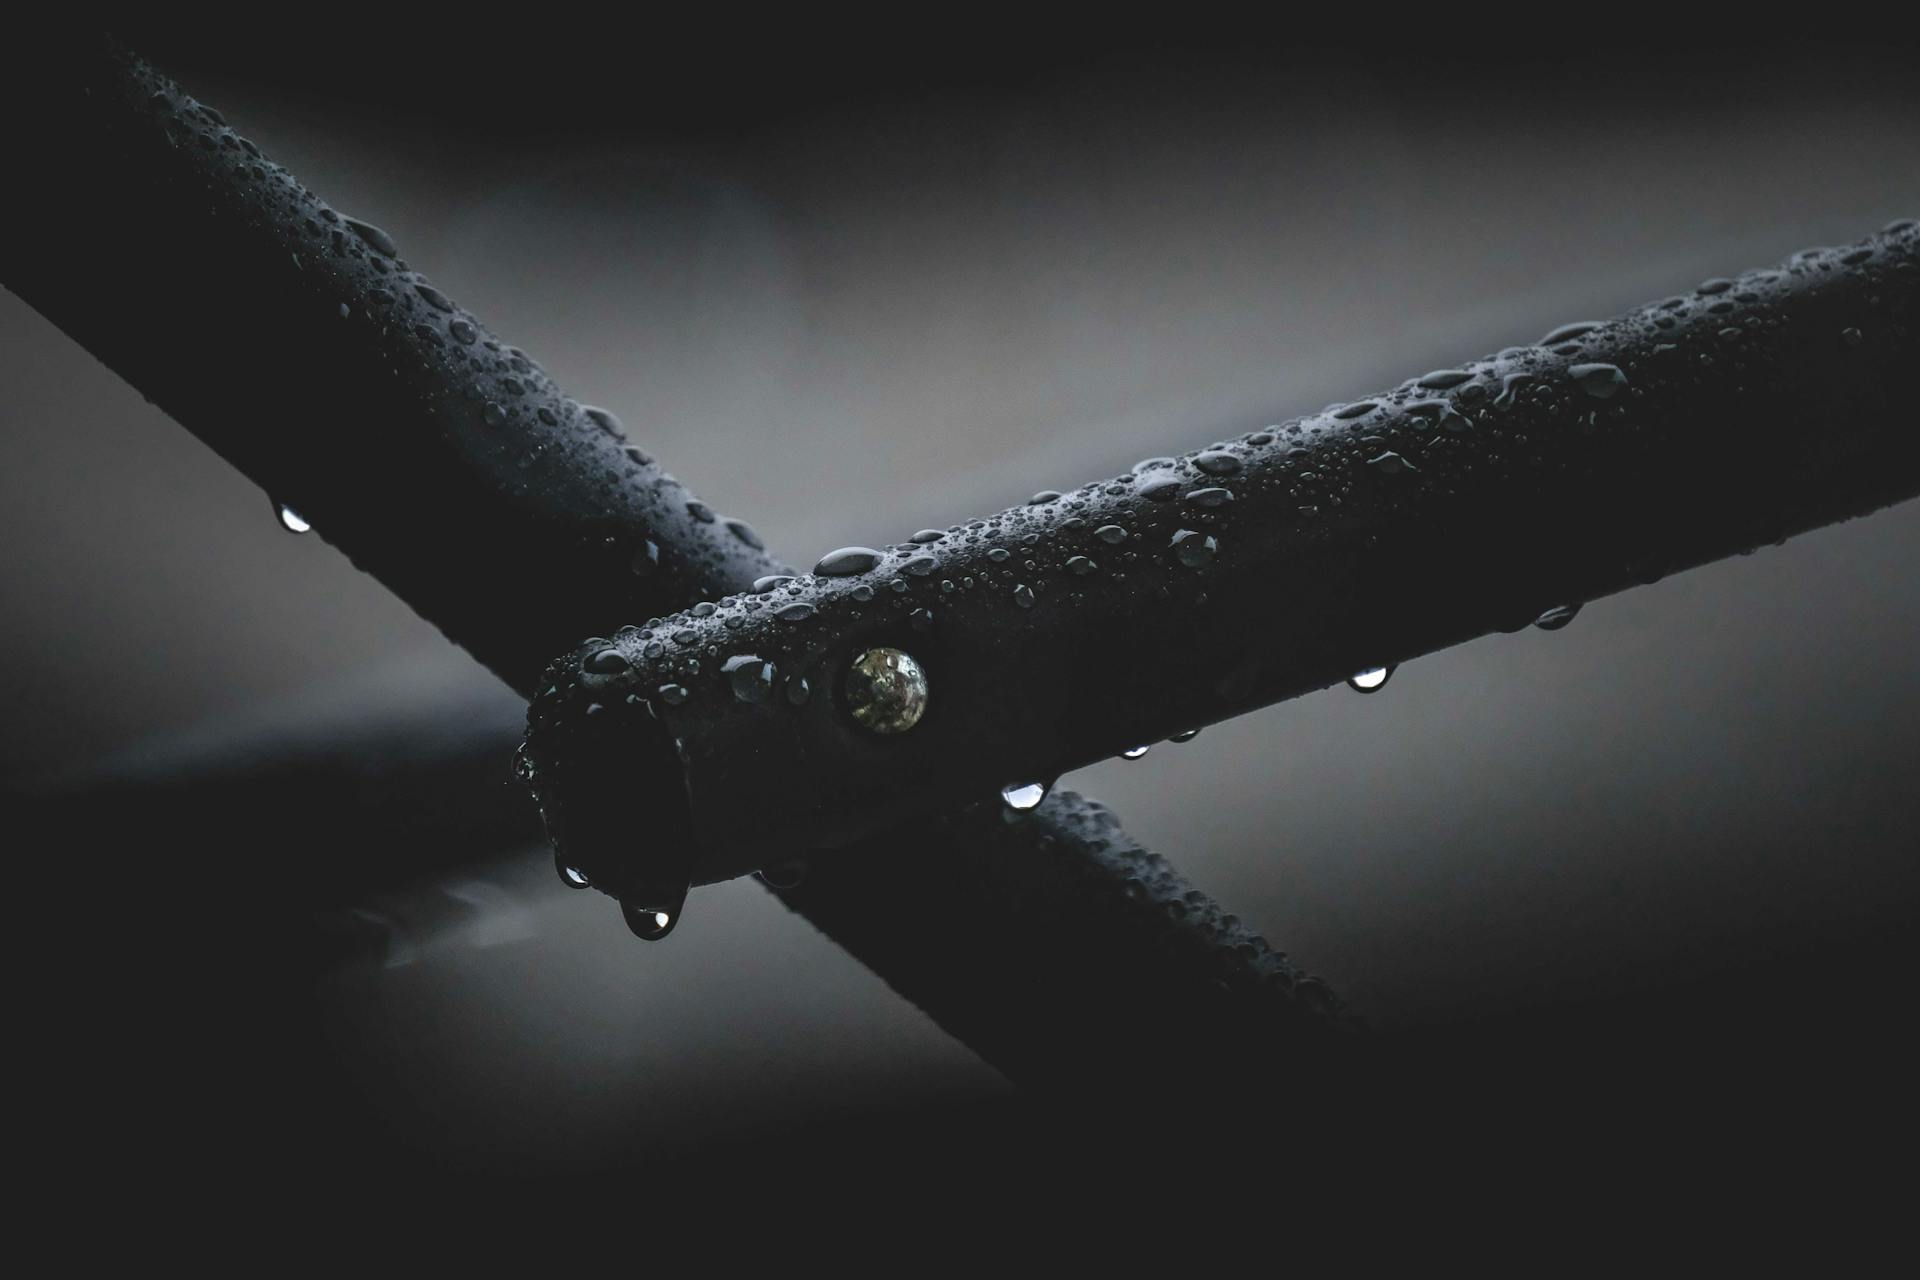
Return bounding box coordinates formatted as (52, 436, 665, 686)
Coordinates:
(845, 647, 929, 734)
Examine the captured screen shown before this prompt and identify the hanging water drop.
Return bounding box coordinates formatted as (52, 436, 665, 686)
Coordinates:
(1348, 665, 1393, 692)
(559, 865, 591, 889)
(1001, 781, 1047, 811)
(1533, 604, 1581, 631)
(1121, 745, 1150, 761)
(275, 501, 311, 534)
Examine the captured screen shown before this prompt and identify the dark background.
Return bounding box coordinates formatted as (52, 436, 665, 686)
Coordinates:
(4, 22, 1917, 1187)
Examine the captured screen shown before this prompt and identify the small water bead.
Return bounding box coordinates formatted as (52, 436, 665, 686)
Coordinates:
(1000, 781, 1047, 811)
(785, 674, 813, 706)
(775, 602, 817, 622)
(814, 547, 883, 577)
(448, 317, 477, 345)
(1416, 369, 1474, 390)
(1333, 401, 1378, 420)
(911, 529, 944, 543)
(511, 743, 537, 784)
(910, 607, 935, 631)
(344, 217, 398, 257)
(414, 283, 454, 311)
(845, 647, 929, 734)
(904, 555, 937, 577)
(631, 539, 661, 577)
(987, 547, 1011, 562)
(726, 519, 765, 550)
(1013, 583, 1035, 608)
(1194, 451, 1243, 476)
(658, 683, 689, 705)
(1171, 529, 1217, 568)
(560, 865, 591, 889)
(691, 602, 716, 617)
(1568, 363, 1627, 400)
(1185, 487, 1233, 509)
(1139, 476, 1182, 502)
(583, 406, 624, 438)
(1170, 728, 1202, 743)
(1120, 745, 1151, 761)
(686, 500, 716, 523)
(1532, 603, 1581, 631)
(1095, 525, 1128, 544)
(275, 501, 311, 534)
(1367, 450, 1415, 475)
(1347, 665, 1393, 693)
(752, 575, 794, 593)
(722, 654, 777, 703)
(850, 585, 874, 602)
(1842, 327, 1864, 348)
(482, 401, 507, 427)
(584, 647, 630, 675)
(1028, 490, 1062, 505)
(1539, 321, 1602, 344)
(1067, 556, 1097, 576)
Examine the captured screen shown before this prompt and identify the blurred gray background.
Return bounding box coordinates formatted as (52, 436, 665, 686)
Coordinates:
(5, 29, 1917, 1173)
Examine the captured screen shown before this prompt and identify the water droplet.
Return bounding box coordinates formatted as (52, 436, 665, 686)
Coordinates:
(583, 406, 624, 438)
(414, 283, 453, 312)
(482, 401, 506, 427)
(1568, 363, 1627, 400)
(1095, 524, 1128, 544)
(622, 901, 678, 941)
(726, 519, 765, 550)
(845, 647, 929, 734)
(560, 865, 591, 889)
(1067, 555, 1097, 576)
(511, 742, 537, 784)
(785, 674, 812, 706)
(1120, 745, 1150, 761)
(909, 607, 934, 631)
(1538, 322, 1601, 344)
(1194, 451, 1242, 476)
(344, 217, 398, 257)
(1171, 529, 1217, 567)
(275, 501, 311, 534)
(911, 529, 944, 543)
(631, 540, 660, 577)
(1185, 487, 1233, 508)
(1698, 278, 1733, 295)
(1139, 476, 1182, 502)
(448, 317, 477, 345)
(1416, 369, 1475, 390)
(584, 647, 630, 675)
(686, 500, 716, 523)
(1170, 728, 1202, 743)
(1533, 603, 1581, 631)
(1333, 401, 1378, 420)
(775, 602, 817, 623)
(1000, 781, 1047, 811)
(904, 555, 937, 577)
(658, 683, 689, 706)
(722, 654, 776, 703)
(1028, 490, 1062, 505)
(1348, 665, 1393, 692)
(1367, 450, 1415, 474)
(1841, 326, 1864, 348)
(988, 547, 1011, 562)
(814, 547, 882, 577)
(1012, 583, 1035, 608)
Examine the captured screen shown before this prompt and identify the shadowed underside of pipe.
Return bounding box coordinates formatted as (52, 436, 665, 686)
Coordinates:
(1, 32, 1347, 1090)
(522, 223, 1920, 907)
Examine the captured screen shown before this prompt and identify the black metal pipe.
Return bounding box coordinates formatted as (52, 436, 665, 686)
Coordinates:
(522, 223, 1920, 913)
(2, 34, 1346, 1085)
